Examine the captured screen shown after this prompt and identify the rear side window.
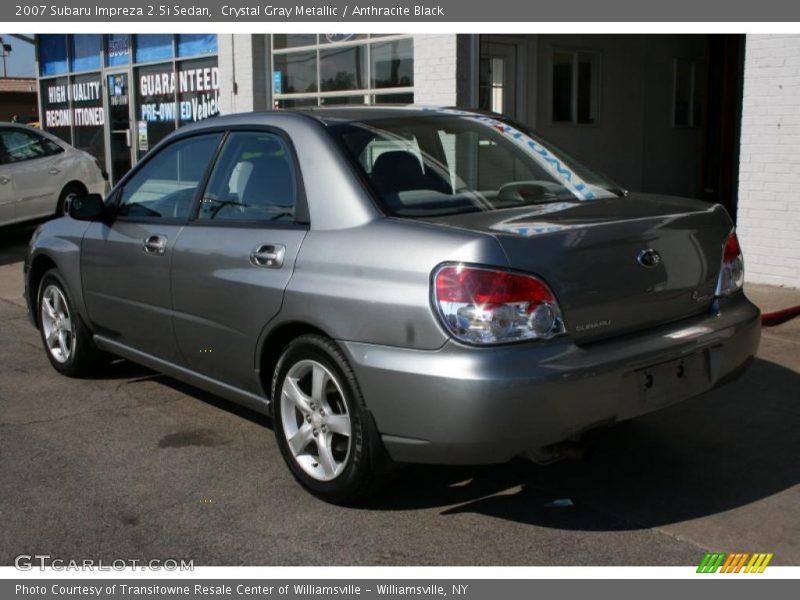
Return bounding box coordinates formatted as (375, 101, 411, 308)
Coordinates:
(118, 133, 221, 220)
(198, 132, 296, 223)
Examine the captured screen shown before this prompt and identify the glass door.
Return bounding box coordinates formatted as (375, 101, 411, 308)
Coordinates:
(106, 72, 134, 184)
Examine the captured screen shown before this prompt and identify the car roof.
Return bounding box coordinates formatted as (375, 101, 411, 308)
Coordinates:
(179, 106, 489, 133)
(286, 106, 477, 125)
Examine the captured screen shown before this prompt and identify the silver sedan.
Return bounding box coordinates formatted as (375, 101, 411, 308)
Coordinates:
(24, 108, 760, 503)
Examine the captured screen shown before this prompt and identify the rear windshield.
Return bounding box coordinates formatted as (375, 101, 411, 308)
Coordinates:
(330, 112, 622, 217)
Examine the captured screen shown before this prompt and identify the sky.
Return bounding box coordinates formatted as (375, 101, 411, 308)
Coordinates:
(0, 34, 36, 77)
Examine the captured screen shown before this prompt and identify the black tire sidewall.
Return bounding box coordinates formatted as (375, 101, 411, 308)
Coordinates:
(272, 335, 373, 503)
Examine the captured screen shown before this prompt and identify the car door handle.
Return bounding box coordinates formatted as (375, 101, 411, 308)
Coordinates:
(0, 176, 9, 185)
(250, 244, 285, 268)
(142, 235, 168, 255)
(48, 168, 60, 175)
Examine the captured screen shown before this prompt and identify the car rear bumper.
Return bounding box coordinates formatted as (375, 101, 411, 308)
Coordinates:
(340, 295, 761, 465)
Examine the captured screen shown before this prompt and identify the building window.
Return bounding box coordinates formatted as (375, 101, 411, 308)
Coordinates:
(273, 34, 318, 50)
(552, 49, 600, 125)
(320, 95, 367, 105)
(272, 34, 414, 108)
(106, 34, 130, 67)
(371, 38, 414, 89)
(322, 34, 367, 44)
(39, 35, 68, 76)
(479, 56, 506, 114)
(320, 45, 366, 92)
(70, 35, 101, 72)
(134, 34, 174, 64)
(135, 63, 178, 158)
(70, 72, 105, 167)
(39, 76, 71, 143)
(273, 51, 317, 94)
(177, 57, 221, 126)
(372, 93, 414, 105)
(177, 34, 218, 58)
(673, 58, 703, 128)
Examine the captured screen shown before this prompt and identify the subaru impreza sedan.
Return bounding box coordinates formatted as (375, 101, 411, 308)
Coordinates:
(24, 107, 760, 503)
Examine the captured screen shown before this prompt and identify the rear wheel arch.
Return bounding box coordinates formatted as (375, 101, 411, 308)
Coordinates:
(258, 321, 331, 404)
(270, 332, 388, 503)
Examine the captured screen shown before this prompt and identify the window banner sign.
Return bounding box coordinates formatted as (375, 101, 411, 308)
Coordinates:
(138, 62, 220, 125)
(4, 0, 800, 22)
(42, 74, 104, 129)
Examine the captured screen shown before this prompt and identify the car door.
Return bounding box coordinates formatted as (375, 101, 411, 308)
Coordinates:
(81, 132, 223, 362)
(171, 130, 308, 394)
(0, 126, 64, 221)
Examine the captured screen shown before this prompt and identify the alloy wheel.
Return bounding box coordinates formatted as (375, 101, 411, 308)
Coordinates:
(280, 359, 352, 482)
(40, 285, 74, 364)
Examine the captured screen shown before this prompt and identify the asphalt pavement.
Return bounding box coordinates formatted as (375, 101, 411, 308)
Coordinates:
(1, 223, 798, 566)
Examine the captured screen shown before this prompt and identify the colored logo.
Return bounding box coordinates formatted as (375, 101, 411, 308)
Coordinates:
(697, 552, 773, 573)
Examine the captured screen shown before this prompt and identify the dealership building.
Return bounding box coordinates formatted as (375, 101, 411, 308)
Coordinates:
(35, 33, 799, 288)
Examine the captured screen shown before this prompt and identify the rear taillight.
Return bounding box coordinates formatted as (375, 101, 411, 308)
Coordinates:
(716, 231, 744, 297)
(433, 264, 565, 345)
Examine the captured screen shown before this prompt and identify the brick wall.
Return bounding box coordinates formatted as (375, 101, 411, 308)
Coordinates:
(737, 35, 800, 288)
(413, 35, 474, 106)
(218, 34, 269, 115)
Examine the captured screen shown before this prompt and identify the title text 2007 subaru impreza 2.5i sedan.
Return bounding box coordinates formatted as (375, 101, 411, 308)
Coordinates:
(24, 107, 760, 503)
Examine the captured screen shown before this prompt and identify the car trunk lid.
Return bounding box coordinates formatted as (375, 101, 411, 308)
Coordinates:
(422, 194, 732, 344)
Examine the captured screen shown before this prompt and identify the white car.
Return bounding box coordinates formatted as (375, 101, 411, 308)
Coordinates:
(0, 124, 108, 227)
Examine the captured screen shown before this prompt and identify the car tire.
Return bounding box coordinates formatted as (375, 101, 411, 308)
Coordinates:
(55, 183, 87, 217)
(37, 269, 104, 377)
(272, 334, 381, 504)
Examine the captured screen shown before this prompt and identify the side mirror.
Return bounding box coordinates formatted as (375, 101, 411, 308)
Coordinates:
(68, 194, 106, 221)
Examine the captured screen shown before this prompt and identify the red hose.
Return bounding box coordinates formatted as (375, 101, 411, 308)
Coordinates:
(762, 305, 800, 327)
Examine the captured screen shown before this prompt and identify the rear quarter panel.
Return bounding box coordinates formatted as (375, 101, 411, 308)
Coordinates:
(274, 218, 509, 350)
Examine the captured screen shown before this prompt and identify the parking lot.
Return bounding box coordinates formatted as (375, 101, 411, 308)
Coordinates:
(1, 224, 799, 566)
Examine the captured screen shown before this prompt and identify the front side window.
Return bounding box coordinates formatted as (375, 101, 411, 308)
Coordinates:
(198, 132, 296, 223)
(332, 114, 621, 217)
(0, 129, 52, 163)
(118, 134, 221, 219)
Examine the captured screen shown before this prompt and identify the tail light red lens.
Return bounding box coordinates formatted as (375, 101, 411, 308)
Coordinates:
(433, 264, 565, 345)
(716, 231, 744, 297)
(723, 232, 741, 264)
